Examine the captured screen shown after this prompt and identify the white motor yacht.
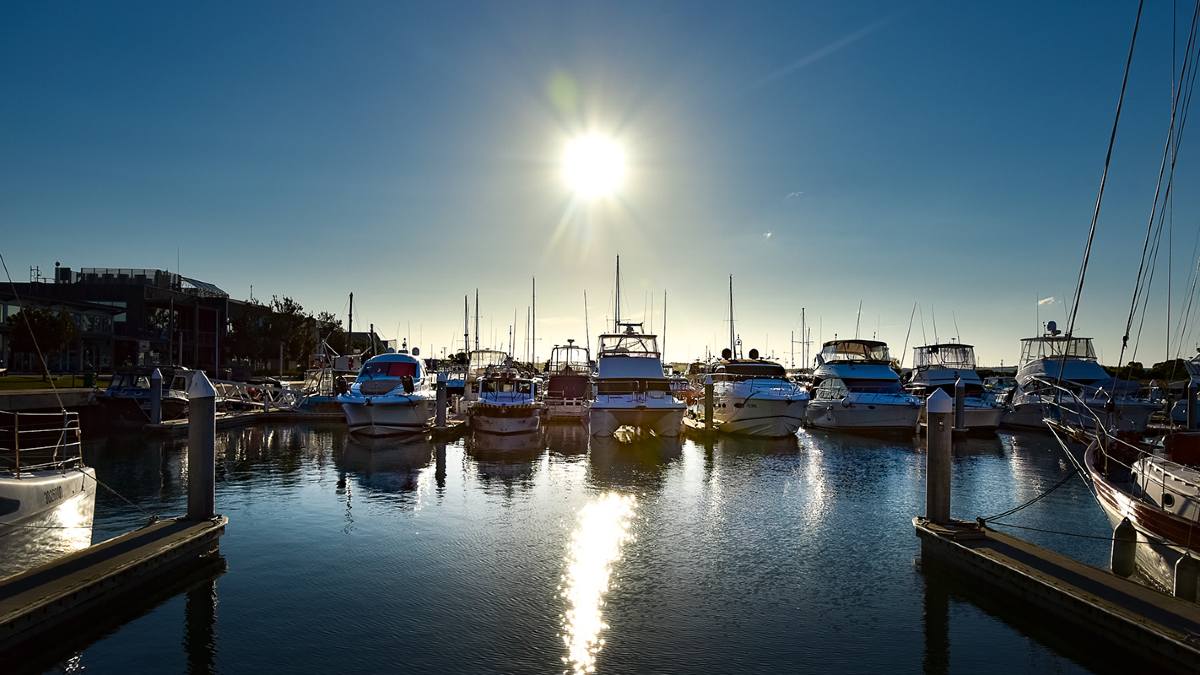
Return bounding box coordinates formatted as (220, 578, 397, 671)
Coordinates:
(337, 347, 435, 437)
(905, 342, 1005, 432)
(806, 339, 920, 432)
(590, 323, 684, 437)
(1003, 322, 1159, 432)
(470, 366, 543, 435)
(692, 348, 809, 437)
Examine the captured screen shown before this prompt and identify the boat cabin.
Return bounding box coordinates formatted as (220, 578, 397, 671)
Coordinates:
(815, 339, 891, 366)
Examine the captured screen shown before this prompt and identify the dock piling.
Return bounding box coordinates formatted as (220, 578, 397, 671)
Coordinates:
(435, 373, 447, 428)
(1174, 554, 1199, 602)
(953, 377, 965, 432)
(1111, 518, 1136, 578)
(187, 371, 217, 521)
(926, 389, 952, 525)
(150, 368, 162, 425)
(704, 375, 714, 432)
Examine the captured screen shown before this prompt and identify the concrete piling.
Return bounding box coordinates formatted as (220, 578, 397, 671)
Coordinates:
(953, 377, 965, 432)
(704, 375, 714, 432)
(150, 368, 163, 425)
(926, 389, 952, 525)
(187, 371, 217, 521)
(1173, 553, 1199, 602)
(1111, 518, 1137, 578)
(435, 373, 447, 428)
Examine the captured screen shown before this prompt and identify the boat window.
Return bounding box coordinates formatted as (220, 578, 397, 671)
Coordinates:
(912, 345, 976, 370)
(1163, 493, 1176, 508)
(482, 380, 532, 394)
(819, 341, 890, 363)
(816, 379, 849, 399)
(598, 332, 660, 357)
(842, 378, 903, 394)
(1020, 337, 1097, 363)
(360, 361, 417, 378)
(721, 363, 786, 379)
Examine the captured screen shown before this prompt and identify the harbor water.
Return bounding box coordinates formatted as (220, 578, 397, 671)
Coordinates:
(28, 423, 1127, 674)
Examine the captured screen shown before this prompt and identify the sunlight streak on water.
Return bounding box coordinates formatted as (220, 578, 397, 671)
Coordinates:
(560, 492, 636, 673)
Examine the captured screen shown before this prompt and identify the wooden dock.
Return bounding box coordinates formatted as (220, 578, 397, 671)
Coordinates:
(0, 516, 227, 656)
(144, 410, 345, 437)
(914, 517, 1200, 670)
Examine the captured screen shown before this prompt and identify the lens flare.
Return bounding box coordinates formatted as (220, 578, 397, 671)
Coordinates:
(562, 134, 626, 199)
(559, 492, 636, 673)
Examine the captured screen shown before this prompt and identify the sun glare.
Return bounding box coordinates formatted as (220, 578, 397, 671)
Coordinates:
(562, 134, 626, 199)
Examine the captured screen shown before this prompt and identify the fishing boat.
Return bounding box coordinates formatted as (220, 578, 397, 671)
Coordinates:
(806, 339, 920, 432)
(469, 366, 543, 435)
(543, 340, 593, 423)
(337, 346, 434, 437)
(0, 410, 97, 577)
(1003, 322, 1159, 432)
(691, 348, 809, 437)
(590, 322, 684, 437)
(905, 342, 1005, 432)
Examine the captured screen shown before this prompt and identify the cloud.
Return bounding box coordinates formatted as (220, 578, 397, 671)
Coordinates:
(1038, 296, 1056, 306)
(786, 191, 805, 199)
(753, 13, 899, 89)
(763, 231, 773, 239)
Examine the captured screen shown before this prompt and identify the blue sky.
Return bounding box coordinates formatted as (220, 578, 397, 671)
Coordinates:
(3, 1, 1196, 366)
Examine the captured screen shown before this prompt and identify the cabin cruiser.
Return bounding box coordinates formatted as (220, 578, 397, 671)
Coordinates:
(544, 340, 593, 422)
(691, 348, 809, 437)
(337, 348, 434, 437)
(905, 343, 1005, 432)
(1169, 351, 1200, 425)
(0, 410, 97, 577)
(806, 339, 920, 432)
(98, 365, 200, 426)
(469, 366, 543, 435)
(590, 323, 684, 437)
(1003, 322, 1159, 432)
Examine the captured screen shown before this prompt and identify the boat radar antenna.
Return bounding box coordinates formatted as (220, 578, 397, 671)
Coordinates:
(1047, 320, 1062, 336)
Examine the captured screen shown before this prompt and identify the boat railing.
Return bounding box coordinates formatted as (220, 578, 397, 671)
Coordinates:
(212, 380, 302, 410)
(0, 410, 84, 476)
(1035, 377, 1200, 497)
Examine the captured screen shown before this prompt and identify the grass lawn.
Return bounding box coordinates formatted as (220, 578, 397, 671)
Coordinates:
(0, 374, 111, 391)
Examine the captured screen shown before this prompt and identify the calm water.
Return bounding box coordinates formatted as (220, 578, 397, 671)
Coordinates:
(28, 423, 1125, 674)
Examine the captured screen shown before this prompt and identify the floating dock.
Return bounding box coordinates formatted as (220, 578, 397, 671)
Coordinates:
(914, 517, 1200, 670)
(0, 516, 227, 656)
(144, 410, 345, 437)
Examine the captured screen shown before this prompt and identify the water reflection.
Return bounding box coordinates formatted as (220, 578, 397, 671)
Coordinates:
(338, 436, 434, 494)
(560, 492, 636, 673)
(184, 576, 218, 674)
(0, 477, 96, 578)
(467, 431, 545, 490)
(588, 435, 682, 490)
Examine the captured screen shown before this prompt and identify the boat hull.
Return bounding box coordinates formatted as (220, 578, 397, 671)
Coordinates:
(805, 401, 919, 432)
(712, 398, 807, 437)
(1004, 398, 1158, 433)
(919, 405, 1005, 432)
(341, 399, 432, 437)
(590, 407, 684, 437)
(544, 400, 590, 422)
(0, 467, 97, 579)
(470, 404, 542, 435)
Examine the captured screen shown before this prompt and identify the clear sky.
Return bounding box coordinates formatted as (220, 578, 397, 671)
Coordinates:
(3, 1, 1197, 367)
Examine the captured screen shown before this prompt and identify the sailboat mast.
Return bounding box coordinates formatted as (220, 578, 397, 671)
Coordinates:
(728, 275, 735, 357)
(614, 255, 621, 330)
(463, 295, 469, 353)
(801, 307, 806, 368)
(532, 277, 536, 367)
(584, 290, 591, 355)
(348, 292, 354, 342)
(662, 290, 667, 360)
(474, 289, 480, 351)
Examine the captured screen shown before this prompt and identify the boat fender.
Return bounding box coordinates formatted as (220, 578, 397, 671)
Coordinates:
(840, 397, 852, 408)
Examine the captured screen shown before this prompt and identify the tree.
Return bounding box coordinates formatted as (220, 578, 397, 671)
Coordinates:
(314, 311, 347, 354)
(5, 307, 79, 379)
(268, 295, 312, 372)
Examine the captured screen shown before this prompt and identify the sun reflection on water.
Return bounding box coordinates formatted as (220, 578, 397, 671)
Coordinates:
(560, 492, 636, 673)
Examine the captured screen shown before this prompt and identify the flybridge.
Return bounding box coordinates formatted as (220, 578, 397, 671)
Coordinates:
(598, 322, 660, 358)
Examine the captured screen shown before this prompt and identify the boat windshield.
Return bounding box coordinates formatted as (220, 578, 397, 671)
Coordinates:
(843, 378, 903, 394)
(482, 379, 533, 394)
(820, 340, 890, 363)
(913, 344, 976, 370)
(1020, 336, 1096, 363)
(549, 345, 591, 372)
(360, 361, 417, 378)
(717, 362, 786, 379)
(468, 349, 509, 373)
(598, 332, 660, 358)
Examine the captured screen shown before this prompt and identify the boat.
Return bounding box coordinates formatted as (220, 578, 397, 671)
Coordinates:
(0, 410, 97, 577)
(806, 339, 920, 432)
(1003, 321, 1159, 433)
(469, 366, 543, 435)
(97, 365, 199, 425)
(543, 340, 593, 423)
(336, 346, 435, 437)
(1169, 351, 1200, 425)
(905, 342, 1005, 432)
(590, 322, 685, 437)
(691, 348, 809, 437)
(295, 351, 365, 413)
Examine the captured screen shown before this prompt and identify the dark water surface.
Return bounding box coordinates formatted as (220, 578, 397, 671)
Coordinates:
(34, 424, 1125, 673)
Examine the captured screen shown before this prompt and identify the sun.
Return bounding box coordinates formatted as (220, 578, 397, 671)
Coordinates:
(562, 133, 626, 199)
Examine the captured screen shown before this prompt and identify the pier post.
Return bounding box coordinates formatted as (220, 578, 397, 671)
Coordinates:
(1174, 553, 1199, 602)
(704, 375, 714, 432)
(1188, 382, 1198, 430)
(150, 368, 163, 425)
(187, 371, 217, 521)
(926, 389, 952, 525)
(435, 373, 447, 428)
(953, 378, 965, 432)
(1111, 518, 1136, 578)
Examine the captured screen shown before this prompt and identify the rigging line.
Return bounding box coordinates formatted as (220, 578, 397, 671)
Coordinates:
(1064, 0, 1144, 353)
(1119, 0, 1197, 360)
(978, 466, 1082, 522)
(1172, 226, 1200, 355)
(0, 249, 65, 412)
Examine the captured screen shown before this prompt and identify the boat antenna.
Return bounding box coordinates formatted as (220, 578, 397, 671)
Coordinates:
(584, 290, 591, 355)
(952, 311, 961, 343)
(728, 275, 736, 357)
(854, 299, 862, 339)
(662, 290, 668, 359)
(931, 305, 939, 344)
